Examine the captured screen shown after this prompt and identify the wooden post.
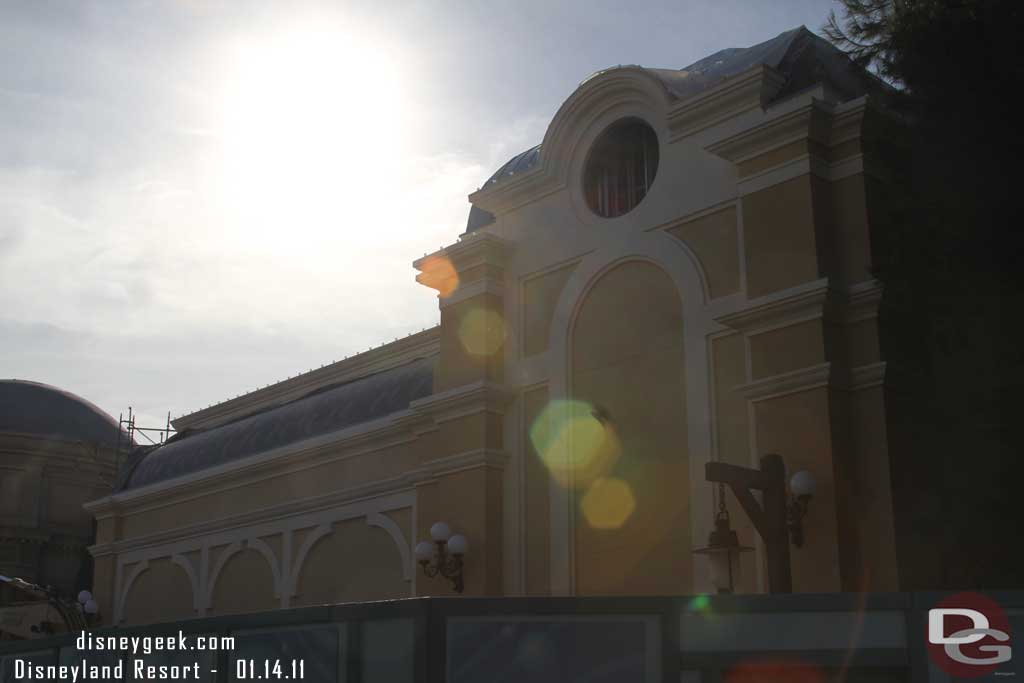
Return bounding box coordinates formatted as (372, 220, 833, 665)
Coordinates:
(704, 454, 793, 593)
(759, 454, 792, 594)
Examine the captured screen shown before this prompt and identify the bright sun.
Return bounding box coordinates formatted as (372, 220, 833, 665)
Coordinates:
(212, 23, 411, 254)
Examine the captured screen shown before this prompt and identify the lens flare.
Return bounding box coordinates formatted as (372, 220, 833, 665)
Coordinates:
(418, 254, 459, 298)
(529, 400, 621, 488)
(724, 659, 824, 683)
(458, 307, 508, 357)
(580, 477, 635, 529)
(687, 594, 711, 613)
(516, 631, 555, 673)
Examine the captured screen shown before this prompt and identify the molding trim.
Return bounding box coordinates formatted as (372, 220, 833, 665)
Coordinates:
(414, 231, 513, 276)
(704, 95, 870, 196)
(714, 278, 884, 335)
(89, 452, 499, 562)
(705, 101, 827, 163)
(468, 67, 672, 215)
(667, 64, 787, 142)
(288, 524, 332, 596)
(108, 492, 415, 623)
(736, 363, 832, 403)
(437, 278, 505, 308)
(86, 411, 426, 516)
(170, 553, 200, 612)
(409, 381, 514, 424)
(545, 228, 720, 595)
(415, 232, 513, 302)
(715, 279, 830, 334)
(366, 512, 413, 581)
(836, 279, 883, 324)
(843, 362, 887, 392)
(735, 360, 887, 405)
(115, 559, 149, 624)
(204, 542, 243, 610)
(735, 153, 866, 197)
(245, 537, 282, 598)
(406, 449, 510, 485)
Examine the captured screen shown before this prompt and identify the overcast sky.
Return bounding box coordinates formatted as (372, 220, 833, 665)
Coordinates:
(1, 0, 841, 428)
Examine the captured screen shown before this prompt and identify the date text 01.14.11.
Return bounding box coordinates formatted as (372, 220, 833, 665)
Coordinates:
(235, 659, 305, 679)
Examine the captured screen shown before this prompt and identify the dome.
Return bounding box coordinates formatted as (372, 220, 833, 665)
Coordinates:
(0, 380, 124, 449)
(463, 27, 872, 234)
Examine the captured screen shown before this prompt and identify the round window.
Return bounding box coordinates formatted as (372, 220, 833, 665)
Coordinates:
(583, 119, 659, 218)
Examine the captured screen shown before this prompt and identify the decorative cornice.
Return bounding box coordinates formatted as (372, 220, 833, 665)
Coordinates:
(409, 380, 514, 424)
(86, 382, 516, 518)
(715, 278, 830, 333)
(833, 279, 883, 324)
(89, 486, 417, 561)
(846, 362, 887, 391)
(172, 327, 440, 431)
(826, 96, 869, 146)
(437, 278, 505, 308)
(734, 360, 887, 404)
(414, 232, 513, 298)
(713, 279, 883, 333)
(736, 363, 832, 402)
(705, 100, 830, 164)
(85, 411, 427, 517)
(668, 64, 787, 142)
(705, 95, 872, 194)
(467, 168, 562, 216)
(733, 152, 865, 197)
(414, 232, 513, 274)
(88, 449, 507, 560)
(406, 448, 510, 485)
(0, 433, 121, 469)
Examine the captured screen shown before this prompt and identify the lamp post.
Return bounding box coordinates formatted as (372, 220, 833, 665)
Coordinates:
(697, 454, 816, 594)
(414, 522, 468, 593)
(693, 483, 753, 593)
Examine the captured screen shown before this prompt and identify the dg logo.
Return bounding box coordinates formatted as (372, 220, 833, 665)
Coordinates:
(927, 592, 1013, 678)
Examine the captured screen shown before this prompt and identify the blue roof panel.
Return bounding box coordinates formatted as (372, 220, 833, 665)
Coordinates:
(119, 355, 437, 491)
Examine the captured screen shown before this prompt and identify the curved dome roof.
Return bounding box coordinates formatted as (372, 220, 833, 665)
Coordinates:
(119, 355, 437, 491)
(464, 26, 871, 234)
(0, 380, 124, 449)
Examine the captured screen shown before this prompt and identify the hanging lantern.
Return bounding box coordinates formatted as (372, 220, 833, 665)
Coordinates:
(693, 483, 754, 594)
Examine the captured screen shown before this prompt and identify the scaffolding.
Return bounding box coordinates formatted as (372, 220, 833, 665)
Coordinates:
(117, 406, 175, 448)
(112, 407, 176, 479)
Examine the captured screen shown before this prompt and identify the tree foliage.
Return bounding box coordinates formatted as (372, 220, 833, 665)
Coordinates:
(825, 0, 1024, 590)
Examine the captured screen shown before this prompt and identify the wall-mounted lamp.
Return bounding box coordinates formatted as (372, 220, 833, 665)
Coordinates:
(693, 483, 753, 593)
(414, 522, 468, 593)
(786, 469, 816, 548)
(77, 589, 98, 616)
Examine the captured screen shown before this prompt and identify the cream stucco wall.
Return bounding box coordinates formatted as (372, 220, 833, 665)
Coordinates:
(88, 63, 900, 623)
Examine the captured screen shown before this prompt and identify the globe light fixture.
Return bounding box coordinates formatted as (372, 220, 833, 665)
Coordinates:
(786, 469, 817, 547)
(430, 521, 452, 542)
(416, 522, 467, 593)
(77, 589, 99, 623)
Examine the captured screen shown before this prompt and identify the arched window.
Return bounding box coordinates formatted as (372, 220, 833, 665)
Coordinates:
(583, 119, 659, 218)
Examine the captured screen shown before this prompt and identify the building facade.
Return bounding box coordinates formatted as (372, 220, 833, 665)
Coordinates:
(86, 27, 902, 626)
(0, 381, 118, 605)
